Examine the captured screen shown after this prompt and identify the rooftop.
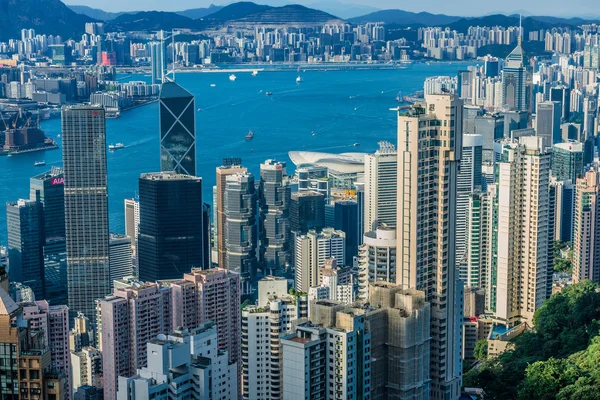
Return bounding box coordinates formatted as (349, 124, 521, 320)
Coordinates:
(140, 172, 200, 181)
(159, 81, 194, 100)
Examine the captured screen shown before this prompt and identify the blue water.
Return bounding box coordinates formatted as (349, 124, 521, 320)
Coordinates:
(0, 63, 472, 245)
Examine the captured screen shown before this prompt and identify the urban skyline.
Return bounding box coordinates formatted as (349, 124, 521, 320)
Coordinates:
(2, 5, 600, 400)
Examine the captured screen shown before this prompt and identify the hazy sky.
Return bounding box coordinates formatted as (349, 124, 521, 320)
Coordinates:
(62, 0, 600, 17)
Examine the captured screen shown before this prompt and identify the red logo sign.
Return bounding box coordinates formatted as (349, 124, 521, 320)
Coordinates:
(91, 111, 101, 117)
(51, 177, 64, 185)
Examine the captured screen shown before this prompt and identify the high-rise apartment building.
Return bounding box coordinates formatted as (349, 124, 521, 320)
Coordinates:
(216, 163, 248, 268)
(62, 105, 110, 320)
(491, 137, 550, 325)
(167, 268, 242, 365)
(259, 160, 291, 275)
(551, 142, 584, 182)
(502, 37, 527, 112)
(137, 172, 208, 282)
(0, 286, 67, 399)
(573, 169, 600, 284)
(225, 172, 258, 293)
(21, 300, 71, 395)
(241, 277, 308, 399)
(358, 223, 396, 299)
(294, 228, 345, 292)
(364, 141, 397, 230)
(281, 283, 430, 400)
(159, 81, 196, 176)
(117, 323, 238, 400)
(6, 199, 45, 298)
(98, 281, 173, 400)
(550, 178, 575, 243)
(396, 95, 464, 400)
(456, 134, 483, 272)
(463, 191, 491, 289)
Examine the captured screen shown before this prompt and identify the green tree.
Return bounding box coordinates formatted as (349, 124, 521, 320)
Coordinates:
(474, 340, 488, 361)
(517, 358, 581, 400)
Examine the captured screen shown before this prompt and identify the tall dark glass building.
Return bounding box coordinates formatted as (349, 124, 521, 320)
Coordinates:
(259, 160, 290, 275)
(290, 191, 325, 233)
(30, 167, 67, 304)
(62, 105, 110, 320)
(333, 201, 359, 266)
(6, 199, 45, 298)
(137, 172, 208, 282)
(159, 81, 196, 176)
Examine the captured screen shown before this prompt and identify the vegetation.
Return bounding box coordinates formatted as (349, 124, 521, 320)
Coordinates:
(553, 241, 573, 274)
(474, 340, 488, 361)
(464, 280, 600, 399)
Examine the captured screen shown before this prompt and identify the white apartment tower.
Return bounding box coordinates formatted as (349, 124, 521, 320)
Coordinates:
(573, 169, 600, 284)
(358, 223, 397, 299)
(364, 141, 398, 231)
(241, 277, 308, 400)
(294, 228, 345, 292)
(492, 136, 550, 325)
(396, 95, 464, 400)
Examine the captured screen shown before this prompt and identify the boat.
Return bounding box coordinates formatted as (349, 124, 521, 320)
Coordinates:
(396, 91, 402, 102)
(34, 161, 46, 167)
(210, 83, 216, 87)
(353, 143, 360, 147)
(245, 130, 254, 140)
(109, 143, 125, 151)
(229, 74, 237, 81)
(252, 70, 258, 76)
(265, 92, 273, 96)
(311, 131, 316, 136)
(197, 108, 202, 112)
(296, 76, 303, 83)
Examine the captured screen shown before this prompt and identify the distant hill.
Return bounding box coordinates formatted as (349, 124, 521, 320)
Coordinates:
(236, 5, 341, 24)
(176, 5, 224, 20)
(447, 15, 572, 33)
(203, 2, 273, 22)
(349, 9, 461, 25)
(106, 11, 197, 32)
(68, 5, 125, 21)
(306, 1, 379, 20)
(0, 0, 93, 41)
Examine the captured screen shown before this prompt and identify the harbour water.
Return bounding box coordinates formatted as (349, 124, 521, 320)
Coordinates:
(0, 62, 472, 244)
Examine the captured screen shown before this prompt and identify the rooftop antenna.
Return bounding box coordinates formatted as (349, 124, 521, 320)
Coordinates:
(519, 14, 522, 45)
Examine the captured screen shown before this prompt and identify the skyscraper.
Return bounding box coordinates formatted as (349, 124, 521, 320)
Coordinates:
(502, 37, 527, 112)
(289, 191, 325, 233)
(109, 233, 133, 285)
(551, 142, 584, 182)
(456, 134, 483, 275)
(333, 200, 359, 266)
(492, 136, 550, 324)
(62, 105, 110, 320)
(364, 141, 397, 230)
(137, 172, 208, 282)
(150, 38, 167, 84)
(159, 81, 196, 176)
(550, 86, 570, 121)
(6, 199, 45, 298)
(294, 228, 345, 292)
(216, 163, 248, 268)
(259, 160, 291, 275)
(358, 223, 396, 299)
(224, 172, 257, 294)
(396, 95, 463, 400)
(573, 169, 600, 284)
(536, 101, 561, 148)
